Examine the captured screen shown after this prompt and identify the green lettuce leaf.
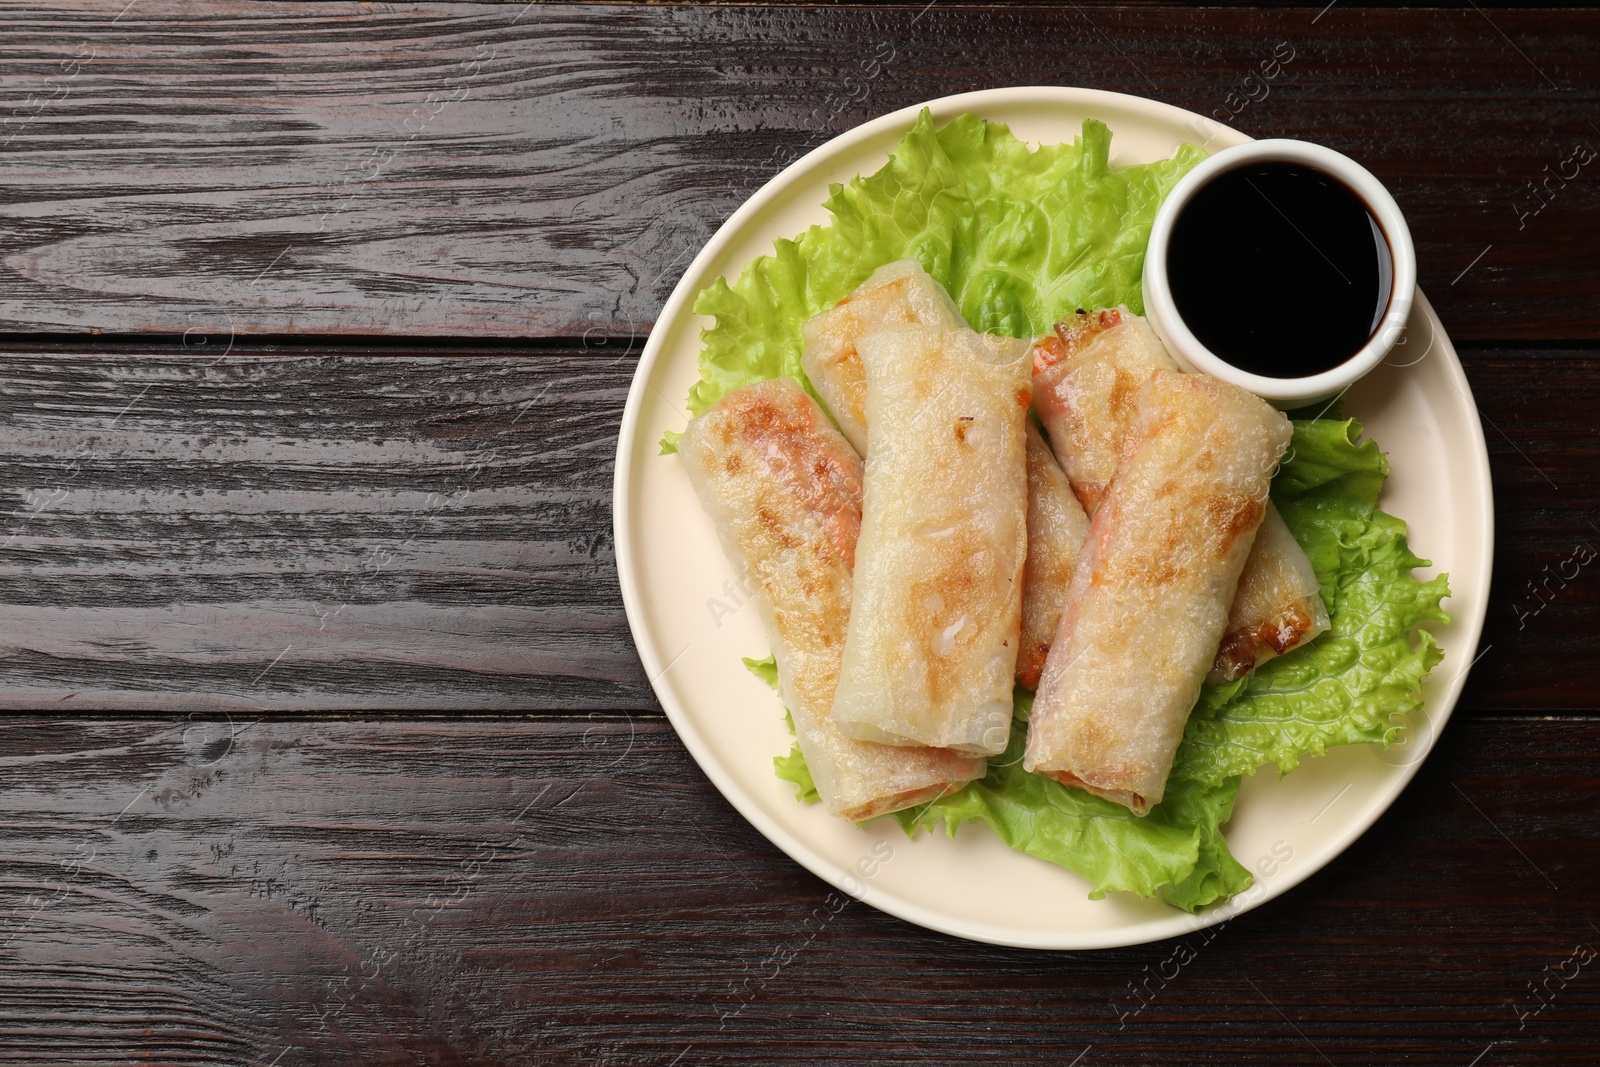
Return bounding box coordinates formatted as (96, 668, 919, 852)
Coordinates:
(742, 654, 780, 690)
(774, 729, 820, 806)
(746, 656, 821, 805)
(894, 692, 1249, 911)
(933, 113, 1205, 333)
(667, 110, 1202, 450)
(1153, 776, 1253, 911)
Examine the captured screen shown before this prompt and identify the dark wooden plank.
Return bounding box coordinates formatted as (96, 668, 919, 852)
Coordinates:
(0, 347, 651, 710)
(1464, 348, 1600, 713)
(0, 714, 1593, 1064)
(0, 4, 1596, 343)
(3, 344, 1597, 712)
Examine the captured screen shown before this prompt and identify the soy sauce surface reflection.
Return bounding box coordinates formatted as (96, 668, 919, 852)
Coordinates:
(1165, 162, 1392, 379)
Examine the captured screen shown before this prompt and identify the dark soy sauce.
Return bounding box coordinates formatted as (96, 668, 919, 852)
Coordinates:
(1166, 162, 1392, 379)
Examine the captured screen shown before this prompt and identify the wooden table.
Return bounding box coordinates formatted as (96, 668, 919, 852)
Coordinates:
(2, 3, 1597, 1063)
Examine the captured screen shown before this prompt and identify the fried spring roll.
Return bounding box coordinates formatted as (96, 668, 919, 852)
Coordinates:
(832, 326, 1031, 756)
(800, 259, 964, 453)
(1031, 308, 1171, 515)
(1018, 421, 1092, 690)
(801, 266, 1091, 690)
(1210, 505, 1331, 684)
(678, 379, 985, 821)
(1025, 370, 1292, 813)
(1032, 307, 1329, 680)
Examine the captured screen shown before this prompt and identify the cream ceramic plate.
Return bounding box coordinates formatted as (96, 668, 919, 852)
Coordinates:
(613, 87, 1492, 949)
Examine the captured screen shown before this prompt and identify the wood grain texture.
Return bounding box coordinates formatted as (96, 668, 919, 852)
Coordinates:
(1464, 347, 1600, 712)
(0, 5, 1594, 1064)
(2, 344, 1596, 712)
(0, 714, 1594, 1065)
(0, 347, 651, 710)
(0, 3, 1596, 342)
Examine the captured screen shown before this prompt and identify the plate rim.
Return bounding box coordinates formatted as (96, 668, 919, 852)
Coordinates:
(612, 85, 1494, 949)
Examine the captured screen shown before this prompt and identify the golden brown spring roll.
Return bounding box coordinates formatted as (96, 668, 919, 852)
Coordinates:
(1032, 307, 1329, 680)
(832, 326, 1031, 756)
(1024, 370, 1292, 813)
(678, 378, 985, 821)
(800, 267, 1090, 691)
(1210, 504, 1331, 683)
(800, 259, 964, 453)
(1018, 421, 1092, 690)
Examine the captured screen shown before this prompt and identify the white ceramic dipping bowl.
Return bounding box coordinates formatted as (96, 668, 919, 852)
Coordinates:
(1142, 138, 1417, 408)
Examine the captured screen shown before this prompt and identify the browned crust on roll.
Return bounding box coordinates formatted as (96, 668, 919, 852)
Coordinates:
(1211, 601, 1319, 682)
(835, 779, 966, 823)
(1029, 308, 1128, 376)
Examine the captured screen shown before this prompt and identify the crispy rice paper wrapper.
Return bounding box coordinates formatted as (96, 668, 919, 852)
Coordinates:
(678, 378, 985, 821)
(1032, 308, 1329, 681)
(1017, 421, 1092, 690)
(800, 258, 964, 454)
(800, 266, 1091, 692)
(1024, 370, 1292, 813)
(832, 326, 1031, 757)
